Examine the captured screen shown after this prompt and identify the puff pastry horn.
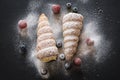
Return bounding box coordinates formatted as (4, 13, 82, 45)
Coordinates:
(63, 13, 83, 61)
(36, 13, 58, 62)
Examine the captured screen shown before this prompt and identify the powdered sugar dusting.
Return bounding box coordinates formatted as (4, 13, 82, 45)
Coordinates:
(24, 12, 38, 40)
(83, 21, 111, 62)
(14, 0, 111, 79)
(79, 0, 89, 4)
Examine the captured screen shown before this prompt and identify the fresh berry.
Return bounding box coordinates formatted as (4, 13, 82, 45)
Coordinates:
(41, 69, 47, 75)
(59, 53, 65, 60)
(52, 4, 61, 14)
(18, 20, 27, 29)
(64, 62, 72, 70)
(56, 40, 62, 48)
(86, 38, 90, 43)
(73, 57, 81, 66)
(72, 7, 78, 13)
(86, 38, 94, 46)
(66, 3, 72, 9)
(20, 44, 27, 54)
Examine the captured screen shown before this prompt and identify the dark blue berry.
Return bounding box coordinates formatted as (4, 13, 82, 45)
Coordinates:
(59, 53, 65, 60)
(64, 62, 72, 70)
(72, 7, 78, 13)
(56, 41, 62, 48)
(41, 69, 47, 75)
(66, 3, 72, 9)
(20, 44, 27, 55)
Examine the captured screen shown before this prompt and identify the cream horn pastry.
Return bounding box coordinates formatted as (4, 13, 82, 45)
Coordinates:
(63, 13, 83, 61)
(36, 13, 59, 62)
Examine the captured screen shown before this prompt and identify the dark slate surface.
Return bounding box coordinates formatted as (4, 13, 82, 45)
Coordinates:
(0, 0, 120, 80)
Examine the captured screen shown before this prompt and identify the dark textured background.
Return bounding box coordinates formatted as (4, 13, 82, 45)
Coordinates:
(0, 0, 120, 80)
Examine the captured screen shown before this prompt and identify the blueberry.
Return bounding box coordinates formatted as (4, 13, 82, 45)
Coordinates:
(72, 7, 78, 13)
(56, 41, 62, 48)
(20, 44, 27, 54)
(59, 53, 65, 60)
(64, 62, 72, 70)
(66, 3, 72, 9)
(41, 69, 47, 75)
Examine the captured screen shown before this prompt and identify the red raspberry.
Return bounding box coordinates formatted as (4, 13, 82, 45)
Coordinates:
(73, 57, 81, 66)
(86, 38, 94, 46)
(18, 20, 27, 29)
(52, 4, 61, 14)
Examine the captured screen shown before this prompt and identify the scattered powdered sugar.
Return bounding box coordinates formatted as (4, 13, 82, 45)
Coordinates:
(14, 0, 111, 79)
(95, 37, 111, 63)
(83, 21, 111, 62)
(24, 12, 39, 40)
(84, 21, 101, 48)
(27, 0, 43, 12)
(79, 0, 89, 4)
